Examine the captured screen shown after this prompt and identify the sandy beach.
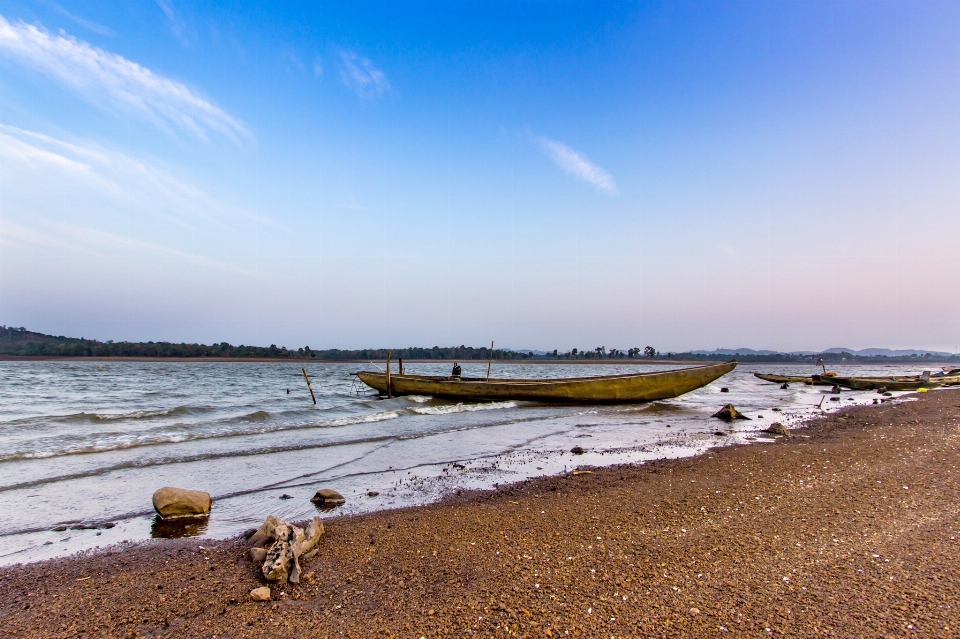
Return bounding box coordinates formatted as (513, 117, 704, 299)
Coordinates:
(2, 389, 957, 638)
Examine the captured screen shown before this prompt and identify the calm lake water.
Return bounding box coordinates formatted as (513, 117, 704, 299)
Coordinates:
(0, 360, 936, 564)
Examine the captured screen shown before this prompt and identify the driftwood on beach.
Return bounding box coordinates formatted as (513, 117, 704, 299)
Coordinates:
(247, 515, 324, 584)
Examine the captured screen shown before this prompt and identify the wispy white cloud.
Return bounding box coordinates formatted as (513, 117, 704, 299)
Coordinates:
(59, 222, 255, 273)
(0, 15, 248, 143)
(716, 243, 738, 257)
(313, 57, 323, 77)
(0, 125, 276, 273)
(284, 50, 304, 72)
(0, 219, 96, 253)
(43, 1, 114, 36)
(0, 125, 279, 231)
(1, 218, 253, 274)
(339, 51, 390, 99)
(536, 136, 618, 195)
(155, 0, 190, 44)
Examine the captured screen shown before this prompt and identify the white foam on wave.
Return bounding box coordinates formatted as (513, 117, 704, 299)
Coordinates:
(66, 407, 196, 422)
(404, 395, 432, 403)
(411, 401, 517, 415)
(91, 409, 169, 421)
(327, 410, 401, 426)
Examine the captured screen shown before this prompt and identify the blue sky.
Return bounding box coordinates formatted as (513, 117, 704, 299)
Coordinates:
(1, 1, 958, 352)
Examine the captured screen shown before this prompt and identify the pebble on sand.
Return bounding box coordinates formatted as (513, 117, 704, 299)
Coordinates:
(249, 587, 271, 601)
(764, 422, 790, 437)
(570, 446, 585, 455)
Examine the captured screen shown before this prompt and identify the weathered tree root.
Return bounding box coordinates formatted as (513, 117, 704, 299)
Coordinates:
(247, 515, 324, 583)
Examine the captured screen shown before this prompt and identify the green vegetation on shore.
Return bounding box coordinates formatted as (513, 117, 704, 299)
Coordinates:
(1, 326, 956, 363)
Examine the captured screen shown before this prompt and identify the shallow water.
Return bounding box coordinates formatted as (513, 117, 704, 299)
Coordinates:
(0, 360, 938, 564)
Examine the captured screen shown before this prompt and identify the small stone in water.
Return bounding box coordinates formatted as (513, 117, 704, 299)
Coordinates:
(311, 488, 346, 507)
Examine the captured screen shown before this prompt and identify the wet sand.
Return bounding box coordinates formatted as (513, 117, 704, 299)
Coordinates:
(2, 389, 958, 638)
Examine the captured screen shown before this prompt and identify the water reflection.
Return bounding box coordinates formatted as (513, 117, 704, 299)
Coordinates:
(312, 503, 341, 513)
(150, 515, 209, 539)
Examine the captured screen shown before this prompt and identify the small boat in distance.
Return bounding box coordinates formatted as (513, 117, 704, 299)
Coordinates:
(353, 361, 736, 403)
(814, 371, 960, 391)
(753, 373, 836, 385)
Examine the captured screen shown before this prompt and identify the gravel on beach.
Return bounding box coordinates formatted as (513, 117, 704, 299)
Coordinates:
(2, 389, 958, 638)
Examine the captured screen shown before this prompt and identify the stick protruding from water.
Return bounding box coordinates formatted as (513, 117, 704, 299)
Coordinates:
(302, 367, 316, 405)
(386, 350, 393, 399)
(486, 341, 494, 381)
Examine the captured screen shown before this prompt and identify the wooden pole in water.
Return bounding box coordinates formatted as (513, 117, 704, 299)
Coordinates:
(302, 367, 316, 405)
(386, 350, 393, 399)
(486, 341, 494, 381)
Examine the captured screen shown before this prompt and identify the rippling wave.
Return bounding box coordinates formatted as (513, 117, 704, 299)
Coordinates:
(0, 408, 403, 461)
(0, 404, 211, 427)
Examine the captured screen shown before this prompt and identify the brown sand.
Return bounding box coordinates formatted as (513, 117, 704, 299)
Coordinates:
(2, 390, 958, 638)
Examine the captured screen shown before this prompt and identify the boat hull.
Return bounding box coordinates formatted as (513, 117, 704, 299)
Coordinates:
(754, 373, 814, 384)
(354, 361, 736, 403)
(753, 373, 841, 385)
(814, 374, 953, 391)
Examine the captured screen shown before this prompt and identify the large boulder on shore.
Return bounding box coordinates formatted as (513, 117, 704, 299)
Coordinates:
(152, 486, 211, 519)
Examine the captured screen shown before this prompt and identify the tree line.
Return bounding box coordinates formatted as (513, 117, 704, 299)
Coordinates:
(0, 327, 537, 360)
(1, 326, 956, 363)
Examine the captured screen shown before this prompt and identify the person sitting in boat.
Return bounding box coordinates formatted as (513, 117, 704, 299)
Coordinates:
(451, 362, 462, 379)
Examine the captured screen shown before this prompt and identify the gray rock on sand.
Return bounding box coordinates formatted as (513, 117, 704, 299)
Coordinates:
(570, 446, 585, 455)
(764, 422, 790, 437)
(712, 404, 751, 422)
(249, 515, 324, 584)
(151, 486, 211, 519)
(249, 586, 271, 601)
(310, 488, 345, 507)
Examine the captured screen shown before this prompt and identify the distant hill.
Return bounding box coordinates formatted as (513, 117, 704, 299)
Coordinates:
(821, 347, 954, 357)
(693, 347, 955, 358)
(692, 348, 815, 356)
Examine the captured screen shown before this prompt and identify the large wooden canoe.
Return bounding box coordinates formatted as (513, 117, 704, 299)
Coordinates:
(353, 361, 736, 403)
